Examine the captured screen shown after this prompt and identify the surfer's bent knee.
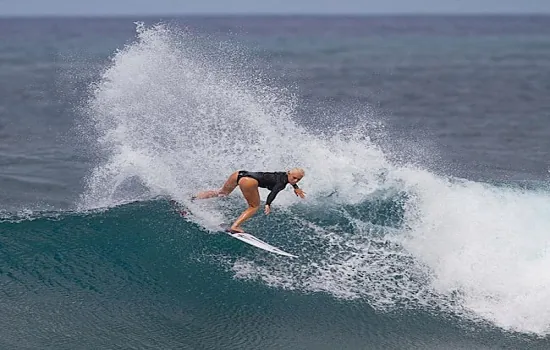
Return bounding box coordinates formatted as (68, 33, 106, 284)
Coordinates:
(248, 203, 260, 209)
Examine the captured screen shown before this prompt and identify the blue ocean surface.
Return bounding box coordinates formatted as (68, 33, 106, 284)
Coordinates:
(1, 15, 550, 349)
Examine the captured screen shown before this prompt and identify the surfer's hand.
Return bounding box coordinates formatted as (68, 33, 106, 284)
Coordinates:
(294, 188, 306, 198)
(264, 205, 271, 215)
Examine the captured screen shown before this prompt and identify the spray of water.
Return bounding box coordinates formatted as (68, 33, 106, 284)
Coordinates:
(78, 22, 550, 336)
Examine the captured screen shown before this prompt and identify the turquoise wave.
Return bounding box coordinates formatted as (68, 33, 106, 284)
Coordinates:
(0, 198, 547, 349)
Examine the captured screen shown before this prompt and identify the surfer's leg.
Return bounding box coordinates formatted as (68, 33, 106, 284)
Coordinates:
(231, 177, 260, 233)
(194, 171, 240, 199)
(218, 171, 240, 196)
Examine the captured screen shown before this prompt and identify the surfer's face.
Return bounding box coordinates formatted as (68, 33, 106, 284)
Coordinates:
(290, 175, 302, 184)
(288, 169, 304, 185)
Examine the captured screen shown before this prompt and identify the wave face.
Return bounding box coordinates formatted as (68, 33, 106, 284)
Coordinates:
(1, 199, 548, 349)
(65, 22, 550, 340)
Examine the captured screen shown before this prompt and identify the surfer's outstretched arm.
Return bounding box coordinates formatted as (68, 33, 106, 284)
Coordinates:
(291, 183, 306, 198)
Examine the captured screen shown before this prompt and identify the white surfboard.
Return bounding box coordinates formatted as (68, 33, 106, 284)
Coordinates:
(170, 200, 297, 258)
(223, 227, 298, 258)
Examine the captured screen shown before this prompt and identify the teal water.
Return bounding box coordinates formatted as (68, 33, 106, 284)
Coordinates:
(1, 200, 547, 349)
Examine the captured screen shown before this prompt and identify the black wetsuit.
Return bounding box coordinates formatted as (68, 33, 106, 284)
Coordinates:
(237, 171, 299, 206)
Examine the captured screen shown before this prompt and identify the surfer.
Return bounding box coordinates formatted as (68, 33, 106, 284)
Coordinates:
(194, 168, 306, 233)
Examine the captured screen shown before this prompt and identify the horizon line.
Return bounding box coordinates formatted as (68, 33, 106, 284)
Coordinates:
(1, 12, 550, 19)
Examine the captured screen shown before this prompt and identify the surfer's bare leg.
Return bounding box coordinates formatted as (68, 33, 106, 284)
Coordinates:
(231, 177, 260, 233)
(194, 171, 239, 199)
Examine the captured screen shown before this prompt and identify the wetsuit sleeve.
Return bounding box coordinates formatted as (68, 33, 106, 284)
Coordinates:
(265, 183, 286, 206)
(292, 184, 299, 189)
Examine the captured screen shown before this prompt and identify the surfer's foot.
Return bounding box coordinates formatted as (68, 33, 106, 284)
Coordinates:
(229, 225, 245, 233)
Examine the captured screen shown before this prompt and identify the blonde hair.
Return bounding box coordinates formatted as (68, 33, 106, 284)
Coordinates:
(289, 168, 305, 177)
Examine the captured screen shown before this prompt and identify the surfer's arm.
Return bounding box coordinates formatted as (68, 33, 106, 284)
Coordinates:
(292, 183, 306, 198)
(265, 183, 286, 207)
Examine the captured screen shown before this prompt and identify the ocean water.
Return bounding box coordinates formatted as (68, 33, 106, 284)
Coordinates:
(1, 15, 550, 349)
